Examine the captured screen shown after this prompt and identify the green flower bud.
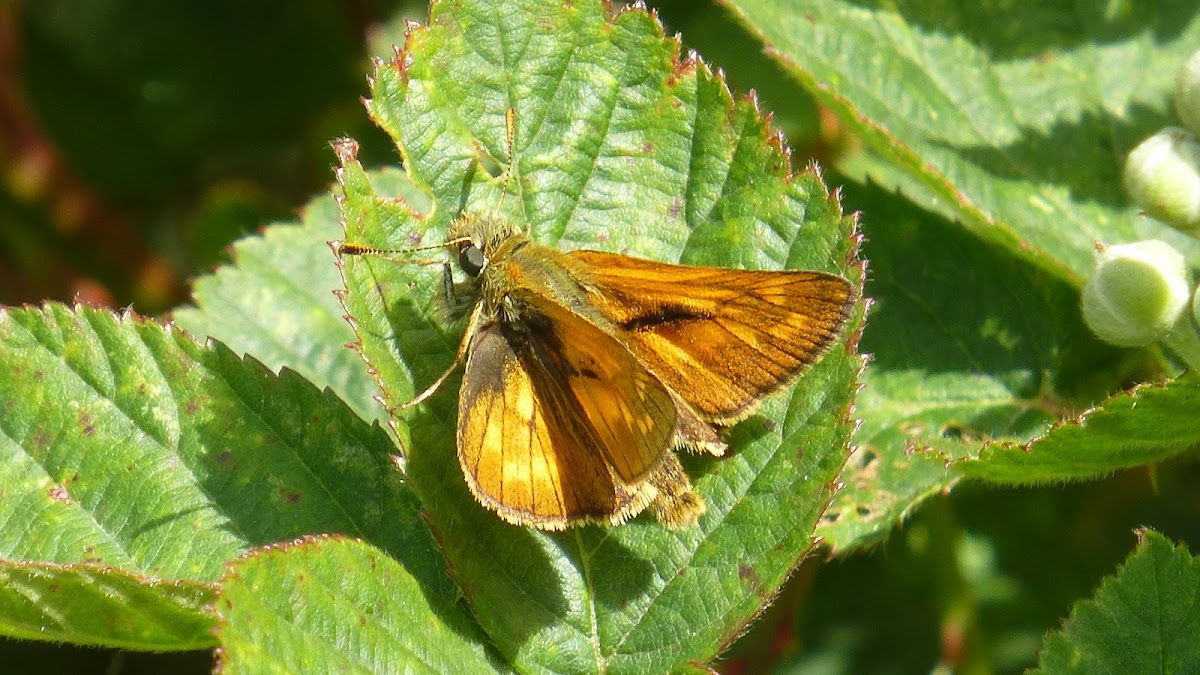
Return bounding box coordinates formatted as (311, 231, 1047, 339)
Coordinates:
(1122, 127, 1200, 233)
(1177, 48, 1200, 135)
(1082, 240, 1189, 347)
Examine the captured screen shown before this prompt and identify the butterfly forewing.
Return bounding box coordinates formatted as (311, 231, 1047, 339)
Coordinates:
(523, 299, 679, 482)
(572, 250, 855, 424)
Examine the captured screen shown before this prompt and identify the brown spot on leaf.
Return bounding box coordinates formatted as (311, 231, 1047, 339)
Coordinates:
(79, 413, 95, 436)
(738, 563, 764, 596)
(32, 429, 52, 451)
(48, 486, 72, 504)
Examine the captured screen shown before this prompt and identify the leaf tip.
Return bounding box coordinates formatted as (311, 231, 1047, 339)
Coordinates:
(331, 137, 360, 167)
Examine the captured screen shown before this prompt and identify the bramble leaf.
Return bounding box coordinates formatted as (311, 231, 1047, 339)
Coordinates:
(336, 0, 864, 670)
(1035, 530, 1200, 674)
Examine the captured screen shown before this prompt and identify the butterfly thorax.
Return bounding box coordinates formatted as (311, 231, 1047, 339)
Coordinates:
(483, 239, 599, 329)
(449, 213, 600, 330)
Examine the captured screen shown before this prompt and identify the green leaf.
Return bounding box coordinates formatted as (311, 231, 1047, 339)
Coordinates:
(0, 564, 214, 650)
(1035, 529, 1200, 674)
(954, 372, 1200, 484)
(216, 536, 499, 674)
(336, 0, 864, 670)
(818, 179, 1123, 553)
(173, 192, 384, 427)
(723, 0, 1200, 283)
(717, 4, 1199, 554)
(0, 304, 454, 647)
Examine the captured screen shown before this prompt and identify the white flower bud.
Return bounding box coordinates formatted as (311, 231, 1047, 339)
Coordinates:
(1123, 127, 1200, 233)
(1177, 48, 1200, 135)
(1082, 240, 1190, 347)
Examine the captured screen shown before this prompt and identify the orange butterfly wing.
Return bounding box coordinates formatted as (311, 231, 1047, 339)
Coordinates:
(456, 297, 677, 529)
(572, 250, 854, 424)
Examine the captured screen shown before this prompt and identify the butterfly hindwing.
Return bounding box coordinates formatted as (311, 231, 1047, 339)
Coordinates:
(456, 295, 677, 528)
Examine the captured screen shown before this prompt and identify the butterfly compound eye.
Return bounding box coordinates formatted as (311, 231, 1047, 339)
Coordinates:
(459, 244, 487, 277)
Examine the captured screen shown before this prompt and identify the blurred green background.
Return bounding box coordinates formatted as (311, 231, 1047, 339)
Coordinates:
(2, 1, 1195, 673)
(2, 0, 411, 313)
(0, 0, 822, 317)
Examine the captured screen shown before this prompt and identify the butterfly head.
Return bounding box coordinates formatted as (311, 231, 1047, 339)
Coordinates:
(446, 212, 526, 278)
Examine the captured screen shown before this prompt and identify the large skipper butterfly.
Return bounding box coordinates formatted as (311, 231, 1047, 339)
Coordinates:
(339, 112, 855, 530)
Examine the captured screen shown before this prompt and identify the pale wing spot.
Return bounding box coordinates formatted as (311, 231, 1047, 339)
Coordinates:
(480, 408, 505, 462)
(638, 331, 742, 392)
(638, 333, 701, 370)
(501, 444, 533, 513)
(514, 382, 537, 419)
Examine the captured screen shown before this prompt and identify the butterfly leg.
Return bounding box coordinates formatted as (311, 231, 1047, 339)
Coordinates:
(397, 300, 485, 410)
(437, 260, 480, 321)
(440, 260, 457, 305)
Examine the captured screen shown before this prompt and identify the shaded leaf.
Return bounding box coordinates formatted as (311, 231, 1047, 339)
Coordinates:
(723, 0, 1200, 283)
(0, 304, 453, 646)
(216, 536, 499, 674)
(173, 192, 383, 427)
(955, 372, 1200, 484)
(1035, 529, 1200, 674)
(0, 563, 214, 650)
(819, 179, 1122, 553)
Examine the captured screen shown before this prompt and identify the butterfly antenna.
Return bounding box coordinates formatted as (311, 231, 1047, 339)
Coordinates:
(506, 106, 516, 174)
(497, 107, 529, 235)
(338, 241, 444, 256)
(338, 236, 474, 264)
